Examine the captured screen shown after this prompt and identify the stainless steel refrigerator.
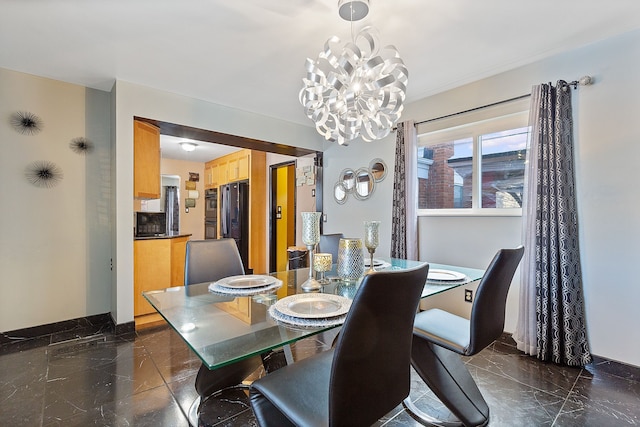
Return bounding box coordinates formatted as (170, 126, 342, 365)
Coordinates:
(220, 181, 250, 272)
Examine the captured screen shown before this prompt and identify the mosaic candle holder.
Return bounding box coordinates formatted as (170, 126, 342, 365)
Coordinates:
(301, 212, 322, 291)
(364, 221, 380, 274)
(337, 238, 365, 282)
(313, 253, 332, 284)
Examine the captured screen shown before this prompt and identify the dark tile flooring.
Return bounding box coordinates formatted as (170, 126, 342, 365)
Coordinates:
(1, 322, 639, 427)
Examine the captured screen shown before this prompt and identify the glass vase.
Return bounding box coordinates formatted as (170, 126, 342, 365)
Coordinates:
(337, 238, 365, 282)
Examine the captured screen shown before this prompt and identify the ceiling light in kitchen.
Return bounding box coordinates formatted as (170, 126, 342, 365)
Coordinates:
(180, 142, 197, 152)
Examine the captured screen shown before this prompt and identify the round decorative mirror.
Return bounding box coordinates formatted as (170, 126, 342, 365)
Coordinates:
(369, 158, 387, 182)
(353, 168, 375, 200)
(334, 182, 347, 204)
(340, 168, 356, 193)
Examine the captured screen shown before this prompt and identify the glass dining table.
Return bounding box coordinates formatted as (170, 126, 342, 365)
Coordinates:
(143, 258, 484, 424)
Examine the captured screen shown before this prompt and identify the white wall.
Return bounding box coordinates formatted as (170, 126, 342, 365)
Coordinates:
(0, 68, 112, 331)
(322, 137, 397, 256)
(323, 29, 640, 366)
(113, 81, 325, 325)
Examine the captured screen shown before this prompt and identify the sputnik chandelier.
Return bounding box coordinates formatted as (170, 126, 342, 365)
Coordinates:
(299, 0, 408, 146)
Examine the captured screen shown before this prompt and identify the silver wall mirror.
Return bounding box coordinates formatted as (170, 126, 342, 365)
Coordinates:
(369, 158, 387, 182)
(353, 168, 375, 200)
(340, 168, 356, 193)
(334, 182, 347, 204)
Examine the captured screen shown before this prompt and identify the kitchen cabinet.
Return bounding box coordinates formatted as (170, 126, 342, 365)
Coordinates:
(218, 160, 229, 186)
(133, 120, 161, 199)
(227, 150, 250, 181)
(134, 235, 190, 327)
(170, 235, 189, 286)
(205, 149, 252, 187)
(201, 149, 267, 273)
(134, 239, 171, 318)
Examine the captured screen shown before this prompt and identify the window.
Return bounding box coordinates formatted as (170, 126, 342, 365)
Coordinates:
(417, 110, 529, 215)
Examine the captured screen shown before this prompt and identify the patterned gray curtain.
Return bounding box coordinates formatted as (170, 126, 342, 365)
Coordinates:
(391, 121, 418, 260)
(514, 81, 591, 366)
(164, 186, 179, 234)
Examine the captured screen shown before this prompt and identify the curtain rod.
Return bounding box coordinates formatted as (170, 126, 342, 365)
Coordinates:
(409, 76, 593, 128)
(414, 94, 531, 127)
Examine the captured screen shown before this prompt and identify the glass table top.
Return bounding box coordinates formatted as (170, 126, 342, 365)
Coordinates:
(143, 259, 484, 370)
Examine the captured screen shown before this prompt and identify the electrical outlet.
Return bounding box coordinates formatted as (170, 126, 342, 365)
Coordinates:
(464, 289, 473, 303)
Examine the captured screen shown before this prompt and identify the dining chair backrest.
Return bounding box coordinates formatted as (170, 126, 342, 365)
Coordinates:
(468, 246, 524, 355)
(329, 263, 430, 425)
(318, 233, 344, 261)
(184, 238, 245, 286)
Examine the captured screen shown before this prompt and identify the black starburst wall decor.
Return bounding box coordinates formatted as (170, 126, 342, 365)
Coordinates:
(10, 111, 43, 135)
(25, 161, 63, 188)
(69, 137, 94, 154)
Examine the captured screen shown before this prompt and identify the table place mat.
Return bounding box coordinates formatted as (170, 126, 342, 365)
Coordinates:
(268, 305, 347, 328)
(208, 280, 282, 296)
(426, 276, 469, 286)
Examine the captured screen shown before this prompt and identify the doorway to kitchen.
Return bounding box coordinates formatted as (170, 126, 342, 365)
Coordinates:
(270, 162, 296, 272)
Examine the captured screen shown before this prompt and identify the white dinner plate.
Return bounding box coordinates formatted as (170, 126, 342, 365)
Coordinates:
(274, 294, 351, 319)
(427, 269, 466, 281)
(215, 275, 278, 289)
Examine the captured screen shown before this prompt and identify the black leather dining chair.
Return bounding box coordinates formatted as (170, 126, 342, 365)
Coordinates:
(317, 233, 344, 261)
(184, 239, 265, 397)
(406, 246, 524, 427)
(249, 263, 430, 427)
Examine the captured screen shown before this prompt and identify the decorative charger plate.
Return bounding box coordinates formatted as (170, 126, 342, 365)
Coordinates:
(215, 275, 279, 289)
(427, 269, 467, 282)
(273, 294, 351, 319)
(268, 305, 347, 328)
(364, 258, 385, 267)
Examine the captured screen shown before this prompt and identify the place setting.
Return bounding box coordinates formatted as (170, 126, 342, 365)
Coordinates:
(208, 274, 283, 296)
(268, 293, 352, 328)
(426, 269, 469, 285)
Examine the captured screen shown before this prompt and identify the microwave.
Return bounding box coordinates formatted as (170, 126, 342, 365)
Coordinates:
(135, 212, 166, 237)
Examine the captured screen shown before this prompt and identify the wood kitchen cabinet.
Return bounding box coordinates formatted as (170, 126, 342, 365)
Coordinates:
(201, 149, 267, 274)
(218, 160, 229, 186)
(227, 150, 250, 181)
(134, 239, 171, 318)
(204, 161, 219, 190)
(170, 235, 189, 286)
(134, 235, 190, 328)
(133, 120, 161, 199)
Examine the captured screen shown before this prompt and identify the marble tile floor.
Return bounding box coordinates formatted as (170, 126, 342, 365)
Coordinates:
(1, 323, 638, 427)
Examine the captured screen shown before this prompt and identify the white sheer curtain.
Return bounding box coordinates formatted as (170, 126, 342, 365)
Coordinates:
(513, 91, 540, 356)
(391, 120, 418, 260)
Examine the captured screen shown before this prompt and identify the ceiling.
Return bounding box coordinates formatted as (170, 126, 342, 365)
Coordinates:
(2, 0, 640, 157)
(159, 135, 242, 163)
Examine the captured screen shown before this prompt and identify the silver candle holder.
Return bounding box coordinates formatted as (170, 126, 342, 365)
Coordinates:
(337, 238, 365, 282)
(313, 253, 332, 284)
(301, 212, 322, 291)
(364, 221, 380, 274)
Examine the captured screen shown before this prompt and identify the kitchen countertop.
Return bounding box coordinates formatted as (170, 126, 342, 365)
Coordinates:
(134, 233, 192, 241)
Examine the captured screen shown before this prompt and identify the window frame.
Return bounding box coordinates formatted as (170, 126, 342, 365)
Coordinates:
(416, 110, 529, 217)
